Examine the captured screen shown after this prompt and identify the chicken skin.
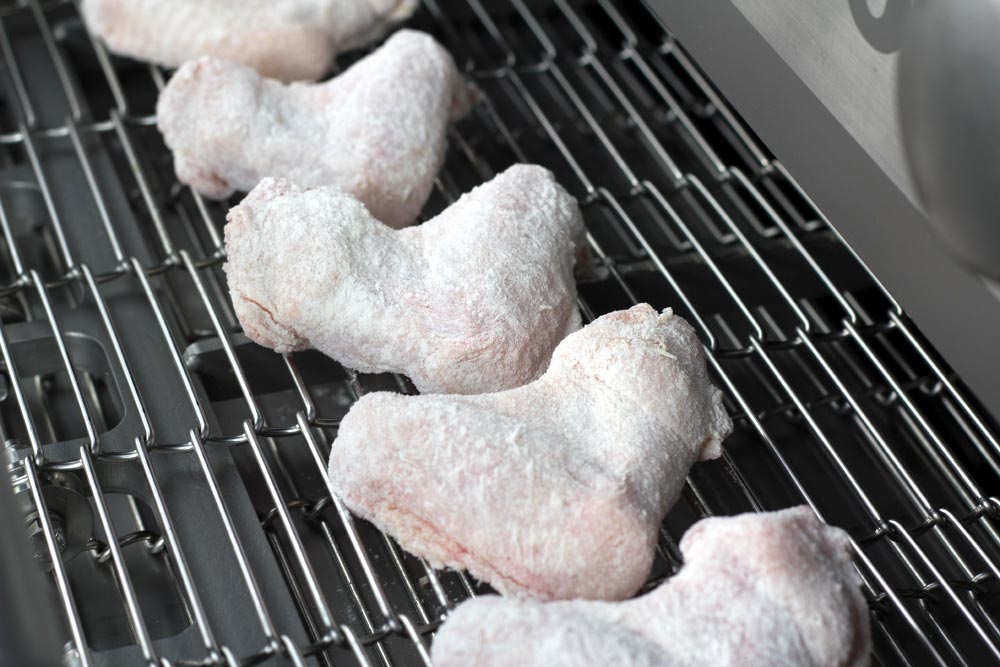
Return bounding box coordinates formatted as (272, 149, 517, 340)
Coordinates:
(432, 507, 872, 667)
(158, 30, 473, 226)
(328, 305, 733, 600)
(224, 164, 585, 395)
(81, 0, 417, 82)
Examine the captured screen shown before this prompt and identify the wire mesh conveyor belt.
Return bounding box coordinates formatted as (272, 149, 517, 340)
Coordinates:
(0, 1, 997, 666)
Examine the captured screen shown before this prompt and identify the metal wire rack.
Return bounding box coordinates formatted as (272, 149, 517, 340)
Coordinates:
(0, 0, 998, 665)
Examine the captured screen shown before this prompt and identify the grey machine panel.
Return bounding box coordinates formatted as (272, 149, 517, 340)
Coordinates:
(645, 0, 1000, 423)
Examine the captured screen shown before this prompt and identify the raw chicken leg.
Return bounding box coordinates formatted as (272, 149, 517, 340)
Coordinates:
(432, 507, 872, 667)
(224, 164, 585, 395)
(158, 30, 473, 226)
(328, 304, 733, 600)
(81, 0, 418, 82)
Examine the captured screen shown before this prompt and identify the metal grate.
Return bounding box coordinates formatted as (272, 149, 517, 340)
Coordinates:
(0, 0, 998, 665)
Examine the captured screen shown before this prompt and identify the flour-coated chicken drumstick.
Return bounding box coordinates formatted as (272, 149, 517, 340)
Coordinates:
(224, 164, 584, 395)
(328, 304, 733, 600)
(433, 507, 872, 667)
(81, 0, 417, 82)
(159, 30, 473, 227)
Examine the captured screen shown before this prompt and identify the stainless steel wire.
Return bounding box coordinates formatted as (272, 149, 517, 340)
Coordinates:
(0, 1, 997, 666)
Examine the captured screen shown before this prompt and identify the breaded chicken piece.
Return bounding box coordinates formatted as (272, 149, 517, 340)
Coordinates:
(224, 164, 585, 394)
(328, 305, 733, 600)
(158, 30, 473, 226)
(433, 507, 872, 667)
(81, 0, 418, 82)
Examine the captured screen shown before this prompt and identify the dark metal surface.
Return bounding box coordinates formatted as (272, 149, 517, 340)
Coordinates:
(0, 460, 64, 667)
(0, 1, 998, 666)
(898, 0, 1000, 280)
(720, 0, 913, 203)
(648, 0, 1000, 428)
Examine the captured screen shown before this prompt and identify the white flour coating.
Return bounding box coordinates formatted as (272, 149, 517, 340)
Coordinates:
(81, 0, 417, 82)
(224, 164, 585, 395)
(432, 507, 872, 667)
(328, 305, 733, 600)
(158, 30, 474, 227)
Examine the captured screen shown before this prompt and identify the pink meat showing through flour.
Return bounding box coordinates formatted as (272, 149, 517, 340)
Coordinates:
(158, 30, 473, 227)
(432, 507, 872, 667)
(82, 0, 418, 82)
(224, 164, 585, 395)
(329, 305, 733, 600)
